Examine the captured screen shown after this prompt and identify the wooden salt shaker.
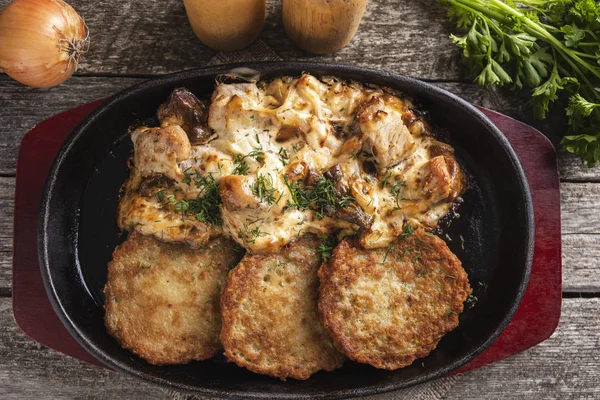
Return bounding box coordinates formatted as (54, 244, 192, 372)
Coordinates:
(283, 0, 368, 54)
(183, 0, 266, 52)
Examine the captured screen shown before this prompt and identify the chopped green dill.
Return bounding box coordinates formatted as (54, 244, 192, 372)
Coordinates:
(238, 222, 267, 244)
(445, 273, 457, 279)
(466, 294, 478, 309)
(380, 172, 405, 207)
(283, 176, 313, 211)
(311, 177, 341, 219)
(340, 106, 345, 112)
(413, 251, 422, 264)
(379, 244, 393, 265)
(158, 174, 222, 225)
(232, 149, 265, 175)
(283, 171, 356, 219)
(138, 261, 152, 269)
(446, 310, 458, 320)
(156, 190, 165, 202)
(278, 147, 289, 166)
(232, 156, 250, 175)
(338, 195, 355, 207)
(460, 235, 465, 250)
(478, 281, 488, 292)
(390, 180, 406, 204)
(364, 176, 372, 184)
(318, 236, 337, 263)
(190, 175, 222, 225)
(250, 114, 255, 119)
(181, 167, 194, 184)
(380, 172, 393, 188)
(252, 174, 280, 205)
(255, 134, 262, 149)
(166, 194, 190, 216)
(402, 247, 414, 257)
(402, 223, 414, 238)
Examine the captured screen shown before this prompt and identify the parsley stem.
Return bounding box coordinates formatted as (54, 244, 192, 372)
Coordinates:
(452, 0, 600, 81)
(488, 0, 600, 80)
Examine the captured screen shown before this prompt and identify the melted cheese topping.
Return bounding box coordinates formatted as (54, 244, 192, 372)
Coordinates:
(118, 74, 465, 253)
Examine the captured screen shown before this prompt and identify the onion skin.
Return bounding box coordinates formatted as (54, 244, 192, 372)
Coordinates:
(0, 0, 87, 88)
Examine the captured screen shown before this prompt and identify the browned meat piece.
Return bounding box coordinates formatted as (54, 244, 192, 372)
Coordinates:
(423, 143, 466, 202)
(157, 88, 212, 145)
(356, 96, 416, 169)
(219, 175, 260, 211)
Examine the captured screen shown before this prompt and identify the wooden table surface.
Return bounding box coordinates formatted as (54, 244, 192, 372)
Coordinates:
(1, 0, 599, 398)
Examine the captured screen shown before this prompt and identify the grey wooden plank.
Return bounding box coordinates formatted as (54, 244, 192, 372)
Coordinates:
(0, 0, 463, 79)
(563, 235, 600, 293)
(0, 177, 13, 291)
(262, 0, 466, 80)
(443, 298, 600, 400)
(0, 76, 143, 175)
(1, 177, 599, 292)
(559, 153, 600, 182)
(434, 83, 566, 146)
(0, 297, 597, 399)
(0, 298, 165, 399)
(561, 183, 600, 234)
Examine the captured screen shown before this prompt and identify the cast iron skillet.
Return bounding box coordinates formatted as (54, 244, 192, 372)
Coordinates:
(39, 62, 534, 399)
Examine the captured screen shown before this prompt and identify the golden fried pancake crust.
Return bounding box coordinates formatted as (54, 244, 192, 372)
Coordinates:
(220, 235, 344, 380)
(104, 232, 239, 365)
(319, 229, 472, 370)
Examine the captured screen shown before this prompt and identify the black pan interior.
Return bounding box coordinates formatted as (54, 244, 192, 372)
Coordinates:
(39, 62, 533, 399)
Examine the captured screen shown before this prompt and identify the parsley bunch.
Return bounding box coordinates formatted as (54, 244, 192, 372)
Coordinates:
(438, 0, 600, 165)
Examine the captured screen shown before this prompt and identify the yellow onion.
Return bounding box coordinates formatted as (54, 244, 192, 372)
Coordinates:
(0, 0, 88, 87)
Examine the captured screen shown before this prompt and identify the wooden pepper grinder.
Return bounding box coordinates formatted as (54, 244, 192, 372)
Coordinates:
(283, 0, 368, 54)
(183, 0, 266, 52)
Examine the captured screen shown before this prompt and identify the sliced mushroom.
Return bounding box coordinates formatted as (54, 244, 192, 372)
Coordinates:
(335, 203, 373, 230)
(325, 165, 350, 199)
(138, 174, 175, 197)
(157, 88, 212, 145)
(276, 125, 304, 143)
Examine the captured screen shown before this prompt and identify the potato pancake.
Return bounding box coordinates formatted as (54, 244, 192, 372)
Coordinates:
(318, 229, 471, 370)
(104, 232, 241, 365)
(220, 235, 344, 380)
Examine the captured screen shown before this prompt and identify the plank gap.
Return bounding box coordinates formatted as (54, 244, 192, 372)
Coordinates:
(562, 292, 600, 299)
(72, 72, 163, 79)
(0, 287, 12, 297)
(560, 178, 600, 184)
